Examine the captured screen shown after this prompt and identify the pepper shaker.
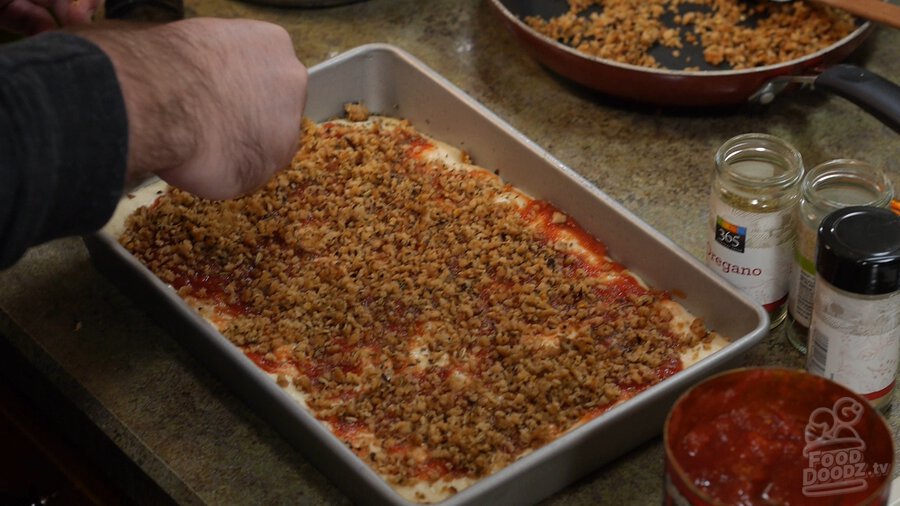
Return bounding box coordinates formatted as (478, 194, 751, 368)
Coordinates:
(805, 206, 900, 412)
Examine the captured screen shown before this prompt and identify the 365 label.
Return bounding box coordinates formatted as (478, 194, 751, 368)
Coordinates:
(715, 216, 746, 253)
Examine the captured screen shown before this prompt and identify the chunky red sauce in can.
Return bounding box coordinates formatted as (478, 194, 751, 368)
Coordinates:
(664, 368, 894, 505)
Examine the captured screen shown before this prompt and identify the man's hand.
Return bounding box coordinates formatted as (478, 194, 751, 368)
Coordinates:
(0, 0, 98, 35)
(76, 18, 308, 199)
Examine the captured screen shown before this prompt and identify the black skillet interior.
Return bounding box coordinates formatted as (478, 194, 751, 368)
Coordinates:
(498, 0, 864, 72)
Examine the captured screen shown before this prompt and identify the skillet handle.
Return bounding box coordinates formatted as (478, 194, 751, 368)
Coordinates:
(814, 64, 900, 134)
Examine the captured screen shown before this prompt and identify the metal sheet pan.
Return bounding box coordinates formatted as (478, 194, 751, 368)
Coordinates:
(84, 44, 768, 506)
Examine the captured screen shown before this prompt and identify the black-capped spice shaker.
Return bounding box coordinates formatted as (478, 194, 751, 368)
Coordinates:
(805, 206, 900, 412)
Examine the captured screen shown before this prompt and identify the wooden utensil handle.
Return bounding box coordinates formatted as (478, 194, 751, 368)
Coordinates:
(816, 0, 900, 29)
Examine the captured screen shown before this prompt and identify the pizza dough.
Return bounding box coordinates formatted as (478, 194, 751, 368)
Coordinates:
(114, 107, 729, 503)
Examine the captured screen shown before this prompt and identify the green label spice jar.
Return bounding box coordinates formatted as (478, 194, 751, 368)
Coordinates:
(787, 160, 894, 354)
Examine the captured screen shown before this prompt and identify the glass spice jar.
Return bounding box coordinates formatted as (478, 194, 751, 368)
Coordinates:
(787, 159, 894, 354)
(706, 133, 804, 329)
(805, 206, 900, 413)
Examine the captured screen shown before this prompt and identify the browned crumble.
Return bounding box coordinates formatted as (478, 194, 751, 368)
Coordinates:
(525, 0, 856, 69)
(120, 111, 713, 497)
(344, 102, 371, 122)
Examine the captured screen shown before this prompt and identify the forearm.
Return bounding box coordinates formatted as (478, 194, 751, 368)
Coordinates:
(74, 19, 307, 200)
(73, 22, 202, 181)
(0, 19, 307, 268)
(0, 32, 128, 268)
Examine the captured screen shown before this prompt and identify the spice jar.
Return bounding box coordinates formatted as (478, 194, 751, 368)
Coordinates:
(805, 206, 900, 412)
(787, 160, 894, 353)
(706, 133, 804, 328)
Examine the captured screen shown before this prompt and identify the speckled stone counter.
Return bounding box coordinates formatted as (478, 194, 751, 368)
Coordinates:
(2, 1, 900, 504)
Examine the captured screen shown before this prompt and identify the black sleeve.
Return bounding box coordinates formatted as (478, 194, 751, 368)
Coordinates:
(0, 32, 128, 269)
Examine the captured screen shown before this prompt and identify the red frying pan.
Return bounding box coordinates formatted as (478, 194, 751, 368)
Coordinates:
(490, 0, 900, 131)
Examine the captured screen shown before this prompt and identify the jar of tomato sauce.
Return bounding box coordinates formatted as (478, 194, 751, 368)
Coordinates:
(664, 368, 894, 505)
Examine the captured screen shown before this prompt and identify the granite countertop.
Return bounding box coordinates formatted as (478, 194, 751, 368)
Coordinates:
(2, 1, 900, 504)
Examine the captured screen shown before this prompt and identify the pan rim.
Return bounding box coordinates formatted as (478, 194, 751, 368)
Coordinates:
(490, 0, 872, 77)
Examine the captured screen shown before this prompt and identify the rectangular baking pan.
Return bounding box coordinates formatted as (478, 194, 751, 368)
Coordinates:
(85, 44, 768, 506)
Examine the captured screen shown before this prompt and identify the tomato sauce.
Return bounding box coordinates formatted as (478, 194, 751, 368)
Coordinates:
(520, 199, 652, 303)
(328, 417, 368, 441)
(521, 200, 606, 255)
(171, 269, 253, 316)
(665, 368, 894, 505)
(244, 351, 280, 373)
(405, 136, 433, 159)
(414, 457, 455, 482)
(577, 358, 684, 425)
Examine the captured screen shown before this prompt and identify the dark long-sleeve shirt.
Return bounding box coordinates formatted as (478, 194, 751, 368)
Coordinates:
(1, 32, 127, 268)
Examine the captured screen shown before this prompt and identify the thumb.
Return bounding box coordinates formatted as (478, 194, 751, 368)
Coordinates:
(49, 0, 98, 26)
(0, 0, 58, 34)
